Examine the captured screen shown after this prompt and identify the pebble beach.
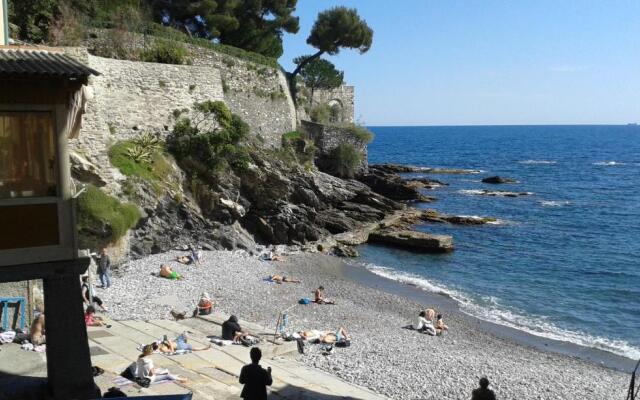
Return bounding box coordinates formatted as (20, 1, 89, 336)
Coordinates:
(97, 250, 630, 399)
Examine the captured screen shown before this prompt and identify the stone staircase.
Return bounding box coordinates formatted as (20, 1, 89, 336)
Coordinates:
(87, 312, 386, 399)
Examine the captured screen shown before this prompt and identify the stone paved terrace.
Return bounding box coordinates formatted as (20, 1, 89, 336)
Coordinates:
(0, 313, 387, 400)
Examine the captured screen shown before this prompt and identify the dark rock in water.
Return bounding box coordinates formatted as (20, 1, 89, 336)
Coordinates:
(462, 189, 532, 197)
(368, 230, 454, 253)
(404, 177, 448, 190)
(359, 165, 437, 202)
(370, 163, 481, 175)
(482, 176, 518, 184)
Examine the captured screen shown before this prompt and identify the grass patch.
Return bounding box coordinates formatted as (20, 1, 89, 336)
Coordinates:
(139, 38, 189, 65)
(77, 185, 141, 242)
(344, 123, 374, 143)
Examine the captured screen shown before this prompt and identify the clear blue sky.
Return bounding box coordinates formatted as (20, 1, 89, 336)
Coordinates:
(280, 1, 640, 126)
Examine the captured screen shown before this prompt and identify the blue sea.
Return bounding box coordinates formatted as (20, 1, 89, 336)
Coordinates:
(358, 125, 640, 359)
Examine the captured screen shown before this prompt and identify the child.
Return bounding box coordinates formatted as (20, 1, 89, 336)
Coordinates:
(84, 306, 109, 327)
(435, 314, 448, 335)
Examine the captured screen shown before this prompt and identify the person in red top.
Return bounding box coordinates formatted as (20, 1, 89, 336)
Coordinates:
(84, 305, 107, 327)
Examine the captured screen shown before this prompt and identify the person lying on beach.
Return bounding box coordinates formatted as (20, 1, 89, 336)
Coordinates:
(314, 286, 336, 304)
(81, 276, 108, 312)
(85, 305, 109, 327)
(30, 314, 46, 346)
(136, 345, 187, 383)
(267, 274, 301, 284)
(159, 264, 182, 280)
(298, 327, 350, 344)
(222, 315, 251, 343)
(413, 311, 436, 335)
(192, 292, 214, 316)
(435, 314, 448, 335)
(150, 334, 211, 353)
(261, 250, 285, 262)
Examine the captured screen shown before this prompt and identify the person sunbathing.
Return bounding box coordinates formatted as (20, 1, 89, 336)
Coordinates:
(136, 345, 187, 383)
(193, 292, 214, 316)
(84, 306, 109, 327)
(30, 314, 46, 345)
(314, 286, 335, 304)
(435, 314, 448, 335)
(268, 274, 301, 284)
(299, 327, 350, 344)
(151, 334, 210, 353)
(160, 264, 182, 280)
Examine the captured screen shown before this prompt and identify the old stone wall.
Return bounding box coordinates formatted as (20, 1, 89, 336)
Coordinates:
(300, 120, 368, 175)
(298, 85, 355, 124)
(0, 280, 42, 330)
(65, 48, 225, 191)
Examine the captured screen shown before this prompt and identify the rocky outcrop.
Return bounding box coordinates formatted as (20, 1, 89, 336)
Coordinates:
(460, 189, 532, 197)
(371, 163, 481, 174)
(358, 165, 437, 202)
(404, 177, 447, 190)
(368, 230, 454, 253)
(482, 176, 518, 184)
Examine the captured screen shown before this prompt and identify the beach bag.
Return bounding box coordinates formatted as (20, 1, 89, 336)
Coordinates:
(134, 377, 151, 388)
(120, 364, 134, 380)
(298, 298, 311, 305)
(335, 339, 351, 348)
(240, 336, 260, 347)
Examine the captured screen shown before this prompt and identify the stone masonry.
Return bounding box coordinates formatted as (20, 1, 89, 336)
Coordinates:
(300, 120, 368, 175)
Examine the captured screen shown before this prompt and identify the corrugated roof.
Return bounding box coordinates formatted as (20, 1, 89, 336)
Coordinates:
(0, 48, 99, 79)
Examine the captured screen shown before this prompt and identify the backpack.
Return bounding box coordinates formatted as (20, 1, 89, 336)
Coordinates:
(298, 298, 311, 305)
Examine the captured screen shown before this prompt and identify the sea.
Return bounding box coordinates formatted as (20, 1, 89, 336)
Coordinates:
(357, 125, 640, 360)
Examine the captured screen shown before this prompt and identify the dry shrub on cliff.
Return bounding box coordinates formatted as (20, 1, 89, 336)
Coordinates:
(139, 39, 190, 65)
(329, 143, 362, 178)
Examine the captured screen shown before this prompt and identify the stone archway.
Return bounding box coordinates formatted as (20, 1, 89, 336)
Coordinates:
(327, 99, 344, 123)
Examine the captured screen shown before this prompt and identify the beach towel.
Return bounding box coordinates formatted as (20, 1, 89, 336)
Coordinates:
(0, 331, 16, 344)
(208, 336, 234, 346)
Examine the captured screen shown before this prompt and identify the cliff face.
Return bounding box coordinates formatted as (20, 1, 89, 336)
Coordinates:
(67, 44, 390, 260)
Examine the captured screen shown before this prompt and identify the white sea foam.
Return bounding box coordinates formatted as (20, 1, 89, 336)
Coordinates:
(593, 161, 625, 166)
(539, 200, 571, 207)
(361, 262, 640, 360)
(456, 215, 511, 225)
(458, 189, 534, 196)
(518, 160, 557, 165)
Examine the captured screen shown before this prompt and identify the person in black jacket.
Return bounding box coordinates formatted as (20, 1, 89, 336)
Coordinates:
(239, 347, 272, 400)
(471, 377, 497, 400)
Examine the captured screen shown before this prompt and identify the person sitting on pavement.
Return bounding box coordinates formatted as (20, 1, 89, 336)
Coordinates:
(268, 274, 301, 284)
(471, 377, 497, 400)
(314, 286, 336, 304)
(159, 264, 182, 280)
(30, 314, 46, 345)
(222, 315, 251, 343)
(136, 345, 187, 383)
(239, 347, 272, 400)
(193, 292, 214, 316)
(413, 310, 436, 335)
(84, 305, 108, 327)
(81, 276, 108, 312)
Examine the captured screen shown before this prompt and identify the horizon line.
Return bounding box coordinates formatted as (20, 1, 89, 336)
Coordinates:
(366, 123, 639, 128)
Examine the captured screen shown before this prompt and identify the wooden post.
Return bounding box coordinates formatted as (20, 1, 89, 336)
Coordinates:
(43, 272, 100, 399)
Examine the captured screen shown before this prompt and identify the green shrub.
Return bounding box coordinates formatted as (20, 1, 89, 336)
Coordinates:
(108, 133, 166, 185)
(309, 104, 331, 124)
(140, 39, 189, 65)
(167, 101, 250, 173)
(345, 123, 374, 143)
(329, 143, 362, 178)
(77, 185, 141, 242)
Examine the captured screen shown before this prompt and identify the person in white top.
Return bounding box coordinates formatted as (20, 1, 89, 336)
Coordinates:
(136, 345, 187, 383)
(413, 310, 436, 335)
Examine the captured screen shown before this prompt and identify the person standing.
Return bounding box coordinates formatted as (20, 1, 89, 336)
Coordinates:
(98, 248, 112, 289)
(471, 377, 497, 400)
(239, 347, 272, 400)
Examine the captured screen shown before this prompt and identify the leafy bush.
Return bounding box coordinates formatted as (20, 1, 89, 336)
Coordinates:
(309, 104, 331, 124)
(329, 143, 362, 178)
(139, 39, 189, 64)
(167, 101, 250, 173)
(344, 123, 374, 143)
(77, 185, 141, 243)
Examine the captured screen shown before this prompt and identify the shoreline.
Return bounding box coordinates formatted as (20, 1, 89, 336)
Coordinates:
(340, 258, 636, 373)
(100, 250, 630, 399)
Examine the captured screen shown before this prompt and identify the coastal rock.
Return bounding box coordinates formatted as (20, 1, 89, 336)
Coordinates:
(358, 165, 437, 202)
(331, 244, 359, 257)
(70, 151, 107, 187)
(460, 189, 532, 197)
(482, 176, 518, 184)
(404, 177, 448, 190)
(421, 210, 496, 225)
(370, 163, 481, 175)
(368, 230, 454, 253)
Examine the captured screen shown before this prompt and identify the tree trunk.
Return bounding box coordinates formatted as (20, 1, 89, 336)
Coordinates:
(288, 50, 324, 106)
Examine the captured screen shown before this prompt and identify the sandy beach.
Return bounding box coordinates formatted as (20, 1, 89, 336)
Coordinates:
(97, 250, 630, 399)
